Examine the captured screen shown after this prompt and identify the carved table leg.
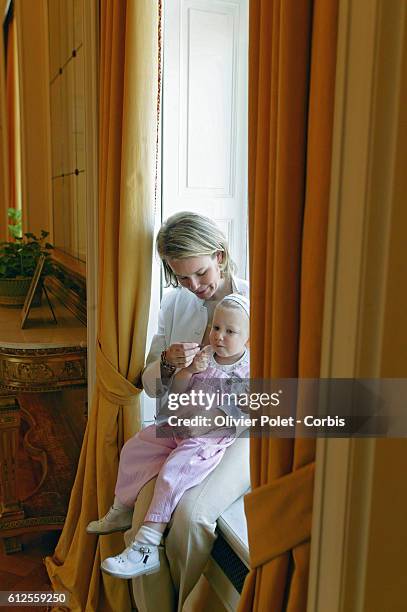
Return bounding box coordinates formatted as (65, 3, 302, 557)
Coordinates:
(3, 536, 22, 554)
(0, 397, 24, 552)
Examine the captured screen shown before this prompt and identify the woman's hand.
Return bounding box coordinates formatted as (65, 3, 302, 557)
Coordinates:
(164, 343, 201, 368)
(186, 345, 213, 374)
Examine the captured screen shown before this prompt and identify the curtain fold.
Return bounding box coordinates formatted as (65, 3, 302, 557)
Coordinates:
(244, 462, 315, 567)
(239, 0, 339, 610)
(45, 1, 159, 610)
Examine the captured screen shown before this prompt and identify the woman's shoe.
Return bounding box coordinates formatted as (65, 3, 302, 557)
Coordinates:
(86, 505, 133, 535)
(101, 541, 160, 579)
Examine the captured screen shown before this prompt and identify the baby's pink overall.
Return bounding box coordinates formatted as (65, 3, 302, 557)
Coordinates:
(115, 353, 249, 522)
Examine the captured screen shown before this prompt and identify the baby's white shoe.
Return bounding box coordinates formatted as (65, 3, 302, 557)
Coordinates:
(86, 505, 133, 535)
(101, 541, 160, 579)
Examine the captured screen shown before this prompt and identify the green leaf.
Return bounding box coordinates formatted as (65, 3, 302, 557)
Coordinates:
(0, 226, 54, 278)
(8, 226, 21, 239)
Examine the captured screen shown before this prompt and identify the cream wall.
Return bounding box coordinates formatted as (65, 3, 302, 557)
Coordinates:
(15, 0, 52, 238)
(0, 0, 9, 240)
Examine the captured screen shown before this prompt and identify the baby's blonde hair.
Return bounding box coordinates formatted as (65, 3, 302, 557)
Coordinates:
(156, 211, 236, 287)
(215, 295, 250, 335)
(218, 293, 250, 319)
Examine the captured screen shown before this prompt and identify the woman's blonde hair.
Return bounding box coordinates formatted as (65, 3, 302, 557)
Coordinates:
(156, 211, 236, 287)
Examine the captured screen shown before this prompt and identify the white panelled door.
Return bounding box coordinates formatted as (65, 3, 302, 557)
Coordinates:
(163, 0, 249, 277)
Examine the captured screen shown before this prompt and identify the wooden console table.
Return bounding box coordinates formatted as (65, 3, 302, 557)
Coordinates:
(0, 298, 86, 552)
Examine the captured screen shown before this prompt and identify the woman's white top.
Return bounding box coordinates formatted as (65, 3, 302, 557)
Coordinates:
(142, 277, 249, 397)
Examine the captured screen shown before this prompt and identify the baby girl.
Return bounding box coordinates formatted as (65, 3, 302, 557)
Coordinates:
(87, 293, 250, 579)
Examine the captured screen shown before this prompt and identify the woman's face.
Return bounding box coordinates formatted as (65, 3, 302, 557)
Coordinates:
(167, 253, 223, 300)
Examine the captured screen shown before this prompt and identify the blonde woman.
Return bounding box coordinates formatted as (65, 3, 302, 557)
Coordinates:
(87, 212, 250, 611)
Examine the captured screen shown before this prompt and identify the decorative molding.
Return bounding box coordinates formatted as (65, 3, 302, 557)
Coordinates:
(0, 514, 66, 534)
(0, 346, 86, 357)
(0, 346, 86, 393)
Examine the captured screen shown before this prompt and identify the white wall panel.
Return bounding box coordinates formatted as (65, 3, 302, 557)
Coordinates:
(163, 0, 248, 276)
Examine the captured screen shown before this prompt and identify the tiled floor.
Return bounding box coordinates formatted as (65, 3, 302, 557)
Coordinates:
(0, 531, 60, 612)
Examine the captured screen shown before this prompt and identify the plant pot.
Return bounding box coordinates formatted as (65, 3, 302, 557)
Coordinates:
(0, 277, 42, 307)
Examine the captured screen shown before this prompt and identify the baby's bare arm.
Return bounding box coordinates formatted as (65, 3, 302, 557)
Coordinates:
(170, 367, 194, 394)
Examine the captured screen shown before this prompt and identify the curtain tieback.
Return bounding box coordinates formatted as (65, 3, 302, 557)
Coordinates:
(244, 461, 315, 568)
(96, 342, 140, 406)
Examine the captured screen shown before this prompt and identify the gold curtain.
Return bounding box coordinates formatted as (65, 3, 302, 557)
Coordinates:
(239, 1, 338, 610)
(45, 1, 159, 610)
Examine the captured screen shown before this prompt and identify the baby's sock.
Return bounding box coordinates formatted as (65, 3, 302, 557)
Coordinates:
(113, 496, 131, 510)
(135, 525, 163, 547)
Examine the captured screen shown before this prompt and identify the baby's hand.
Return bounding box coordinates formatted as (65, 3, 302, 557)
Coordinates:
(187, 345, 213, 374)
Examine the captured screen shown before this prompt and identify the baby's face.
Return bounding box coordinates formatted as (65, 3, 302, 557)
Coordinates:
(209, 305, 249, 359)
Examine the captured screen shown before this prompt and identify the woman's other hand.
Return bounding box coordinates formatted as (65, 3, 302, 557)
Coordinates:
(165, 343, 200, 368)
(186, 345, 213, 374)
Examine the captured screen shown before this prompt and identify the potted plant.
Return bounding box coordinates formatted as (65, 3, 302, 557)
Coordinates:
(0, 227, 54, 307)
